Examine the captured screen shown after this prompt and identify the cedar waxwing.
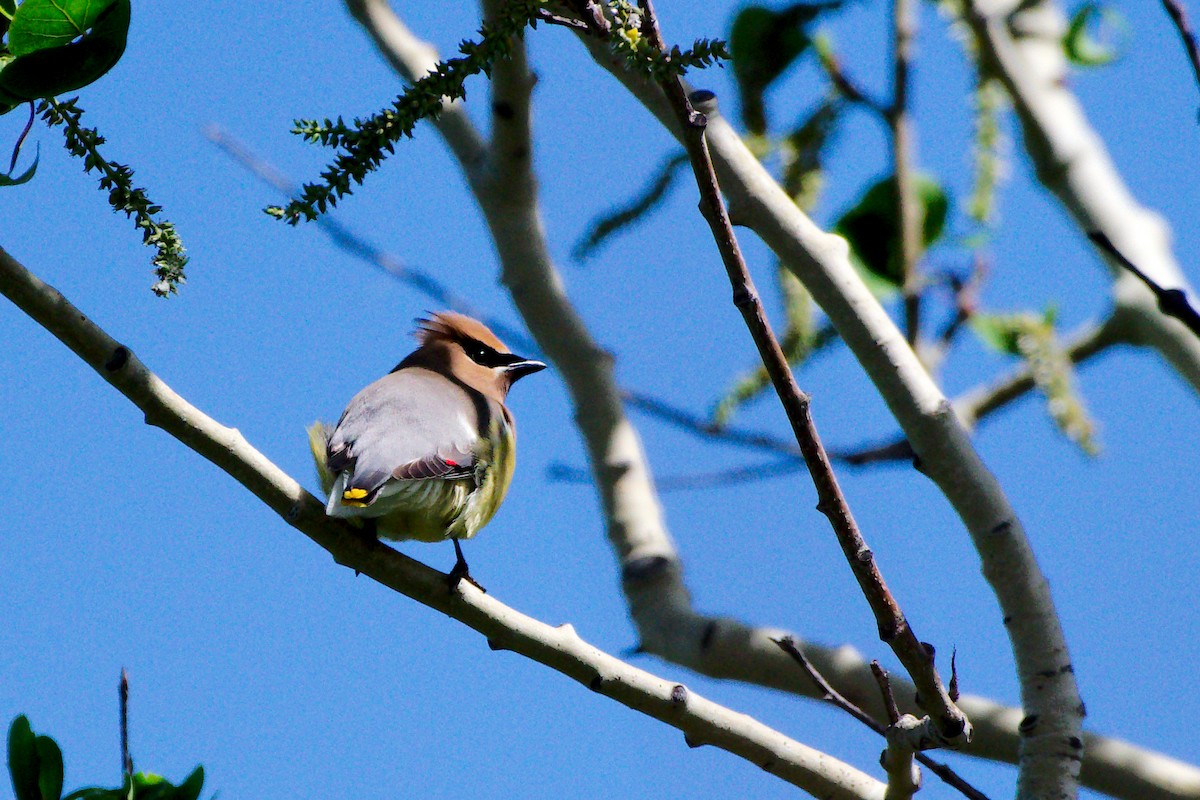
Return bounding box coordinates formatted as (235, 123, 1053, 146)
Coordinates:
(308, 312, 545, 587)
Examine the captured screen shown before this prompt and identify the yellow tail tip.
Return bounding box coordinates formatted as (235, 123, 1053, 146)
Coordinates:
(342, 487, 370, 506)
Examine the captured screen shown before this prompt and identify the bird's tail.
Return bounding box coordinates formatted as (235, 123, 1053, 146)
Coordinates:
(307, 421, 336, 496)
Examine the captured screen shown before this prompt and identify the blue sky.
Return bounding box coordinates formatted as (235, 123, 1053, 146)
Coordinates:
(2, 0, 1198, 798)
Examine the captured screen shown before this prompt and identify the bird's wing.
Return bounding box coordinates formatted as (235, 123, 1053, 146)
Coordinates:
(326, 368, 482, 502)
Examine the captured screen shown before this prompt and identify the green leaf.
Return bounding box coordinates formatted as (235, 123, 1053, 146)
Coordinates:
(9, 716, 40, 800)
(62, 789, 122, 800)
(1064, 2, 1125, 67)
(34, 736, 63, 800)
(969, 310, 1099, 454)
(833, 173, 948, 288)
(9, 0, 117, 55)
(172, 767, 203, 800)
(0, 142, 40, 186)
(730, 2, 842, 134)
(970, 312, 1023, 355)
(0, 0, 130, 102)
(0, 0, 16, 20)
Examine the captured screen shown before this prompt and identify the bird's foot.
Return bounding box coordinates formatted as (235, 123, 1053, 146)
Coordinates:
(448, 538, 486, 594)
(446, 562, 487, 594)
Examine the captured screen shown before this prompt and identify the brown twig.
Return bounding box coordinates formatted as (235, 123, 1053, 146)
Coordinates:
(871, 660, 902, 724)
(1162, 0, 1200, 115)
(636, 0, 969, 749)
(774, 638, 992, 800)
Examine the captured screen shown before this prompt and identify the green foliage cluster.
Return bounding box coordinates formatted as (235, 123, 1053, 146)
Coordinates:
(972, 310, 1099, 455)
(268, 0, 545, 225)
(1, 0, 188, 295)
(40, 98, 188, 296)
(8, 716, 205, 800)
(606, 1, 729, 82)
(270, 0, 728, 225)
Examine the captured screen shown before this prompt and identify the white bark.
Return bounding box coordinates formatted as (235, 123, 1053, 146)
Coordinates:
(0, 243, 887, 800)
(339, 3, 1200, 798)
(960, 0, 1200, 392)
(582, 38, 1083, 800)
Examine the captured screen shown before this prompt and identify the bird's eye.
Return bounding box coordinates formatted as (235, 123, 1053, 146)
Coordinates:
(465, 341, 494, 364)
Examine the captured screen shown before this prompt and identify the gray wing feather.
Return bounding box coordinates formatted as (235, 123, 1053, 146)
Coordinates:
(328, 368, 480, 497)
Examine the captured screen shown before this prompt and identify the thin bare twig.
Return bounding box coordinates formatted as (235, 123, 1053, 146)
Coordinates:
(202, 124, 536, 353)
(774, 638, 991, 800)
(119, 668, 132, 778)
(816, 42, 889, 118)
(623, 389, 802, 457)
(889, 0, 922, 347)
(871, 661, 902, 725)
(636, 0, 969, 749)
(7, 102, 35, 175)
(1089, 231, 1200, 340)
(0, 244, 887, 800)
(1162, 0, 1200, 114)
(548, 457, 805, 491)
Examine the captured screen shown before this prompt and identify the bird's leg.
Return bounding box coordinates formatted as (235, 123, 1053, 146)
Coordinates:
(448, 539, 486, 593)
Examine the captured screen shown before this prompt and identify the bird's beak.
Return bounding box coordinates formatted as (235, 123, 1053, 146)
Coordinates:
(502, 357, 547, 382)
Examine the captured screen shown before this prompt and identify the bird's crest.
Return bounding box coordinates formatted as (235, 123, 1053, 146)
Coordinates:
(415, 312, 509, 353)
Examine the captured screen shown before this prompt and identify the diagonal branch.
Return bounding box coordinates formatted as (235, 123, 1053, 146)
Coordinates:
(577, 20, 1081, 800)
(774, 637, 991, 800)
(1161, 0, 1200, 112)
(342, 6, 1200, 800)
(0, 244, 887, 800)
(636, 0, 969, 750)
(959, 0, 1200, 393)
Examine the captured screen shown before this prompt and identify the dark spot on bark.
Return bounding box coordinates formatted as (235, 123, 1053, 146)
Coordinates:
(493, 101, 514, 119)
(1068, 736, 1083, 749)
(671, 684, 688, 704)
(622, 555, 670, 583)
(589, 675, 604, 692)
(1018, 714, 1039, 735)
(991, 520, 1013, 536)
(105, 346, 129, 371)
(700, 620, 718, 651)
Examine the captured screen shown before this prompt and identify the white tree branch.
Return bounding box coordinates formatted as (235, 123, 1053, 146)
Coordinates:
(960, 0, 1200, 392)
(337, 4, 1200, 798)
(578, 33, 1082, 800)
(0, 243, 889, 800)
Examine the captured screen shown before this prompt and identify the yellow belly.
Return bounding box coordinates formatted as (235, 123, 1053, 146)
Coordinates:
(307, 420, 516, 542)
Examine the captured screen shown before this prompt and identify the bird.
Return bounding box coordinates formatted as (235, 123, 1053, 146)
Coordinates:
(308, 312, 546, 589)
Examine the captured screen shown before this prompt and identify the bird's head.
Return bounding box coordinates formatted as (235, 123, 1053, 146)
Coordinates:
(402, 312, 546, 399)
